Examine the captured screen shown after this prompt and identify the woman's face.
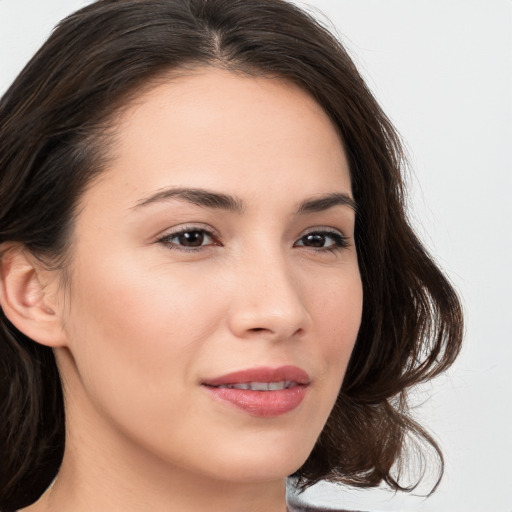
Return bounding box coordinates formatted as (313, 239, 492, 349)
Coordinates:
(55, 68, 363, 485)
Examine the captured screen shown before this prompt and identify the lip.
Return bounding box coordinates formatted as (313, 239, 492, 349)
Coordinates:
(201, 365, 310, 387)
(201, 365, 310, 418)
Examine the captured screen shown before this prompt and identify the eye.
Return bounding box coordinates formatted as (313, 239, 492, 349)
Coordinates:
(157, 227, 217, 251)
(294, 229, 349, 251)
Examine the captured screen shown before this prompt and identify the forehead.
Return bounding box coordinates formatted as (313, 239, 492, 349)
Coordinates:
(81, 67, 352, 214)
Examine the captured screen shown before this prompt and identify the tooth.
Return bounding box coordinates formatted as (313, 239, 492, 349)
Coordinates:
(233, 383, 251, 390)
(249, 382, 270, 391)
(215, 381, 297, 391)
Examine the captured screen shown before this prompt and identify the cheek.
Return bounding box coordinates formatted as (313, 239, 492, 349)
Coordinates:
(312, 274, 362, 394)
(58, 262, 231, 471)
(311, 270, 363, 346)
(61, 256, 225, 410)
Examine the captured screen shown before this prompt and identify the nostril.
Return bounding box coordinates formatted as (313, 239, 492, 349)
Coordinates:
(247, 326, 305, 337)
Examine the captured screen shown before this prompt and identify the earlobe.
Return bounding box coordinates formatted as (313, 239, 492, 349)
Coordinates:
(0, 244, 67, 347)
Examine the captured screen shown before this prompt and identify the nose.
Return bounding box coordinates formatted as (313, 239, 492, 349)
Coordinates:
(226, 250, 311, 342)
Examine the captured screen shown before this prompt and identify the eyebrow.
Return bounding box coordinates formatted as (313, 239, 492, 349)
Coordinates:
(296, 192, 357, 214)
(133, 187, 356, 214)
(133, 187, 244, 213)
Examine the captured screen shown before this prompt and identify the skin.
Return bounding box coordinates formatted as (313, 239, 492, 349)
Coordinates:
(20, 68, 363, 512)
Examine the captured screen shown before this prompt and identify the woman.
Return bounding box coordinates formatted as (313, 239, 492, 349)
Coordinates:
(0, 1, 463, 511)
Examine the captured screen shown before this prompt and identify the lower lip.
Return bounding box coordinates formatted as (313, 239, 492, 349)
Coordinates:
(202, 385, 308, 417)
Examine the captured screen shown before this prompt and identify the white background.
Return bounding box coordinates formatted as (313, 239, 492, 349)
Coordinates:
(1, 1, 511, 511)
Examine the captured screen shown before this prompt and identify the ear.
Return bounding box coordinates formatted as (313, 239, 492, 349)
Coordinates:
(0, 243, 67, 347)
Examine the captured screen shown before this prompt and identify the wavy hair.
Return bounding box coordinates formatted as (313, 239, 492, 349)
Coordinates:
(0, 0, 463, 509)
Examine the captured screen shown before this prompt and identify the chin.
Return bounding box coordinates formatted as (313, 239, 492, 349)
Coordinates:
(203, 440, 313, 484)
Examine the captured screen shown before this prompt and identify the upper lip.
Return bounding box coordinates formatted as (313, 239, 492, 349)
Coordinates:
(202, 365, 310, 387)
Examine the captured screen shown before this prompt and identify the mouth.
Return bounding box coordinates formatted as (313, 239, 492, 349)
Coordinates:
(201, 365, 310, 387)
(210, 380, 301, 391)
(201, 365, 310, 417)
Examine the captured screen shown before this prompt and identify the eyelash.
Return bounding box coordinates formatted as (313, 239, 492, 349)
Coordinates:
(156, 226, 349, 253)
(157, 226, 218, 253)
(294, 229, 349, 253)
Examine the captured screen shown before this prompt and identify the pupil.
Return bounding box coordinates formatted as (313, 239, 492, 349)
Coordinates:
(179, 231, 204, 247)
(305, 234, 325, 247)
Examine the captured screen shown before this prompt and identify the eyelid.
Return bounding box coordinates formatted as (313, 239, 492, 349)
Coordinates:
(299, 226, 349, 242)
(156, 223, 218, 238)
(294, 226, 350, 251)
(155, 224, 220, 251)
(300, 226, 345, 236)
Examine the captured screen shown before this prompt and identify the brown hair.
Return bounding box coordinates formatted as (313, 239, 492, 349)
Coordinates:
(0, 0, 463, 509)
